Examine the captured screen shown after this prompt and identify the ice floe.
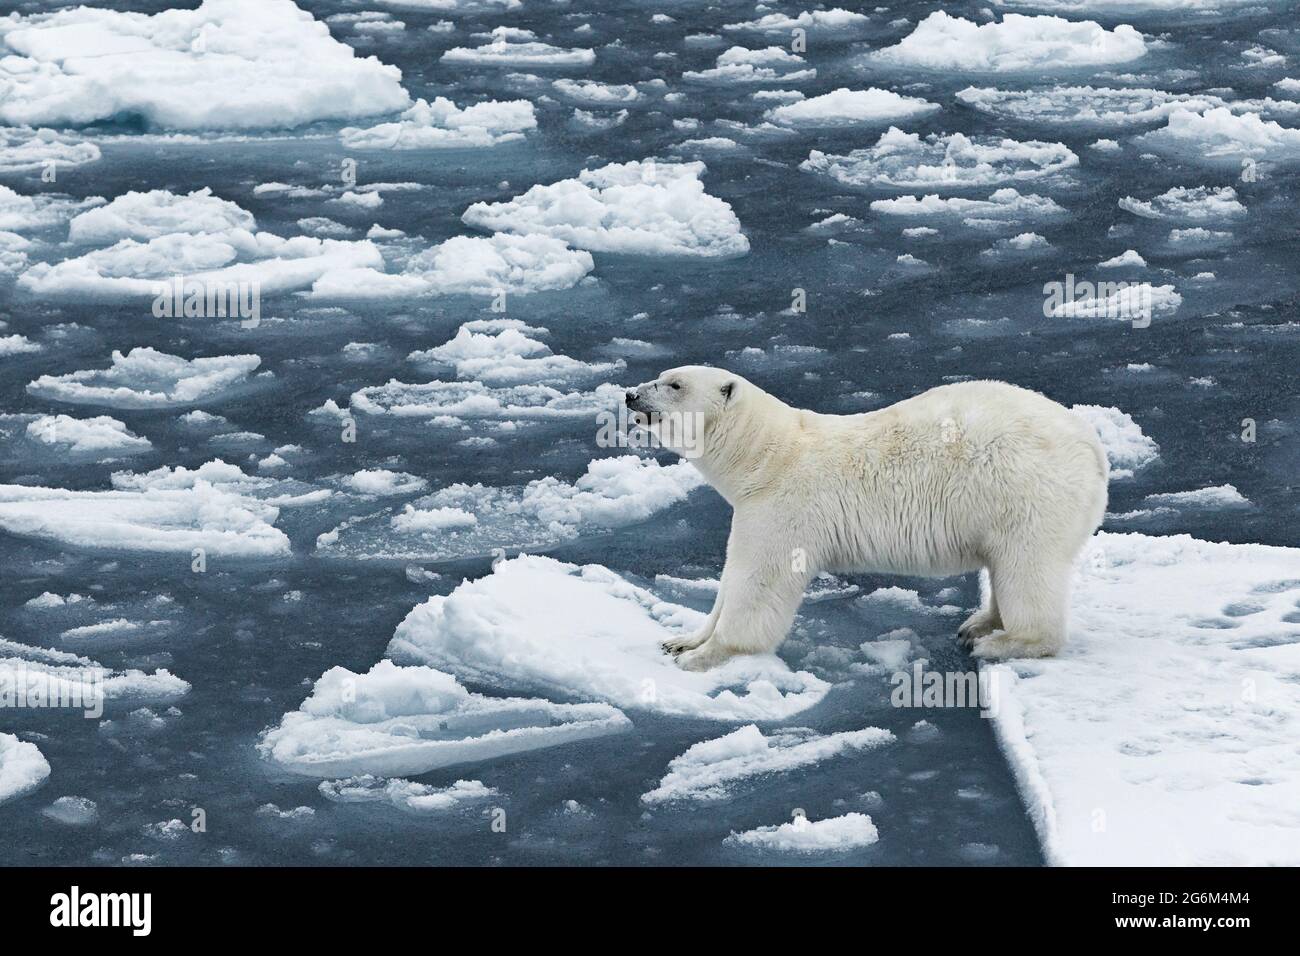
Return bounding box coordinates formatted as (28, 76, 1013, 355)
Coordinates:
(765, 88, 940, 128)
(872, 12, 1147, 73)
(803, 128, 1077, 190)
(870, 189, 1066, 224)
(441, 27, 594, 68)
(20, 187, 383, 300)
(0, 732, 49, 804)
(1047, 282, 1181, 322)
(339, 97, 536, 149)
(1118, 185, 1246, 221)
(258, 659, 630, 778)
(319, 379, 624, 426)
(1071, 405, 1159, 478)
(957, 86, 1229, 126)
(0, 637, 190, 707)
(985, 532, 1300, 865)
(0, 0, 410, 130)
(316, 455, 701, 561)
(642, 724, 894, 804)
(309, 234, 593, 298)
(21, 414, 151, 455)
(0, 479, 290, 556)
(723, 9, 870, 35)
(387, 555, 831, 720)
(318, 775, 496, 813)
(27, 348, 265, 409)
(407, 322, 620, 384)
(463, 160, 749, 257)
(683, 47, 815, 85)
(726, 812, 879, 852)
(0, 127, 100, 173)
(1138, 107, 1300, 164)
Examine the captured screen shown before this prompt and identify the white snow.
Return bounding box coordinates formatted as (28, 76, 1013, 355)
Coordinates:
(873, 12, 1147, 73)
(1, 637, 190, 705)
(387, 555, 830, 721)
(343, 469, 428, 497)
(1071, 405, 1159, 477)
(724, 9, 869, 35)
(67, 188, 253, 245)
(27, 348, 263, 409)
(41, 796, 99, 825)
(986, 532, 1300, 866)
(0, 732, 49, 804)
(683, 46, 815, 85)
(340, 97, 536, 149)
(324, 379, 624, 425)
(463, 160, 749, 258)
(441, 27, 594, 68)
(1144, 484, 1250, 509)
(0, 127, 100, 172)
(957, 86, 1227, 126)
(1098, 249, 1146, 268)
(408, 323, 620, 385)
(0, 335, 42, 356)
(0, 0, 410, 130)
(552, 79, 642, 105)
(803, 128, 1077, 190)
(642, 724, 894, 804)
(1048, 282, 1181, 321)
(258, 658, 630, 778)
(726, 812, 879, 852)
(765, 88, 939, 127)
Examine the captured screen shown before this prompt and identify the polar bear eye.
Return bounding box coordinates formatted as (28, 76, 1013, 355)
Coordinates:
(667, 382, 681, 390)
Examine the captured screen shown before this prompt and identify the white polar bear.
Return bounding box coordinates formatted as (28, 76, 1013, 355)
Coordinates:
(625, 367, 1108, 670)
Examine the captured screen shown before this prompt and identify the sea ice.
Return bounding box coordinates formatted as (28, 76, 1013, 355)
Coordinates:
(726, 812, 880, 852)
(0, 733, 49, 804)
(27, 348, 265, 409)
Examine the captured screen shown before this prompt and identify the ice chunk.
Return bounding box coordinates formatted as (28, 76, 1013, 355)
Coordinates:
(41, 795, 99, 825)
(1118, 186, 1246, 221)
(765, 88, 939, 127)
(1138, 108, 1300, 165)
(258, 659, 630, 778)
(957, 86, 1226, 127)
(316, 455, 703, 561)
(724, 9, 870, 35)
(27, 348, 263, 409)
(552, 79, 642, 105)
(0, 732, 49, 804)
(985, 532, 1300, 865)
(1047, 282, 1180, 321)
(870, 188, 1066, 223)
(67, 188, 253, 245)
(340, 97, 536, 149)
(642, 724, 894, 804)
(683, 46, 815, 84)
(0, 0, 410, 130)
(24, 414, 151, 454)
(388, 555, 831, 721)
(1144, 485, 1250, 509)
(462, 160, 749, 258)
(408, 323, 621, 385)
(1071, 405, 1159, 476)
(327, 379, 624, 425)
(803, 128, 1076, 190)
(873, 12, 1146, 73)
(0, 637, 189, 706)
(0, 127, 100, 172)
(726, 812, 879, 852)
(318, 775, 495, 812)
(0, 480, 289, 556)
(442, 27, 594, 68)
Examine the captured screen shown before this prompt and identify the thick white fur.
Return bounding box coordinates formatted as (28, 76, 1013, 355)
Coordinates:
(625, 366, 1108, 670)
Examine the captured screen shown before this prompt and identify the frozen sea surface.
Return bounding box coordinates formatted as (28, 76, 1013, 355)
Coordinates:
(2, 0, 1298, 866)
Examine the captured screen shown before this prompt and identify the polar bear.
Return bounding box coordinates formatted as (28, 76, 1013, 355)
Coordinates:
(625, 367, 1107, 670)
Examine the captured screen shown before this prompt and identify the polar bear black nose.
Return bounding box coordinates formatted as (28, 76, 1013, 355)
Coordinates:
(624, 389, 638, 406)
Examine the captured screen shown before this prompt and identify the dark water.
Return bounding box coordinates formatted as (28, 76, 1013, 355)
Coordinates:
(2, 0, 1298, 865)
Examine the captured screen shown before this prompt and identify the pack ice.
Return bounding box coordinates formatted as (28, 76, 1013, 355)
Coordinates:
(0, 732, 49, 804)
(986, 532, 1300, 866)
(387, 555, 831, 721)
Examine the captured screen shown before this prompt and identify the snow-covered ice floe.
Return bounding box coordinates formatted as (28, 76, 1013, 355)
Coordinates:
(870, 189, 1066, 226)
(0, 732, 49, 804)
(1, 637, 190, 707)
(1070, 405, 1159, 478)
(387, 555, 831, 720)
(27, 348, 265, 409)
(802, 128, 1077, 190)
(258, 659, 630, 778)
(318, 775, 496, 813)
(957, 86, 1230, 127)
(316, 456, 701, 561)
(462, 160, 749, 258)
(0, 413, 151, 460)
(0, 0, 409, 130)
(726, 812, 880, 853)
(339, 97, 536, 150)
(0, 127, 100, 173)
(986, 532, 1300, 865)
(441, 27, 594, 68)
(0, 479, 290, 556)
(872, 12, 1147, 73)
(683, 46, 815, 85)
(406, 322, 618, 384)
(764, 88, 939, 128)
(642, 724, 894, 805)
(1118, 185, 1246, 221)
(1137, 107, 1300, 165)
(723, 9, 869, 36)
(19, 188, 382, 300)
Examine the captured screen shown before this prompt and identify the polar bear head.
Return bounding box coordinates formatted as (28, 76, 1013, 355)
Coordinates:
(624, 365, 746, 460)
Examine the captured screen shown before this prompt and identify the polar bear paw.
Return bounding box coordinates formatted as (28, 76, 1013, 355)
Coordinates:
(970, 631, 1060, 661)
(674, 640, 732, 671)
(662, 631, 709, 656)
(956, 608, 1001, 649)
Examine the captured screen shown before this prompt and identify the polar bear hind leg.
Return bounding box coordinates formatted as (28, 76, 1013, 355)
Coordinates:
(957, 574, 1001, 649)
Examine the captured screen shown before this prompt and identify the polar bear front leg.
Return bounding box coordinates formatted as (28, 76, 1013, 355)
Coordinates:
(662, 595, 721, 656)
(676, 552, 809, 672)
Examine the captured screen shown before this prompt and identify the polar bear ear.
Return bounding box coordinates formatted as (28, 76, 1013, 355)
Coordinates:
(720, 381, 736, 403)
